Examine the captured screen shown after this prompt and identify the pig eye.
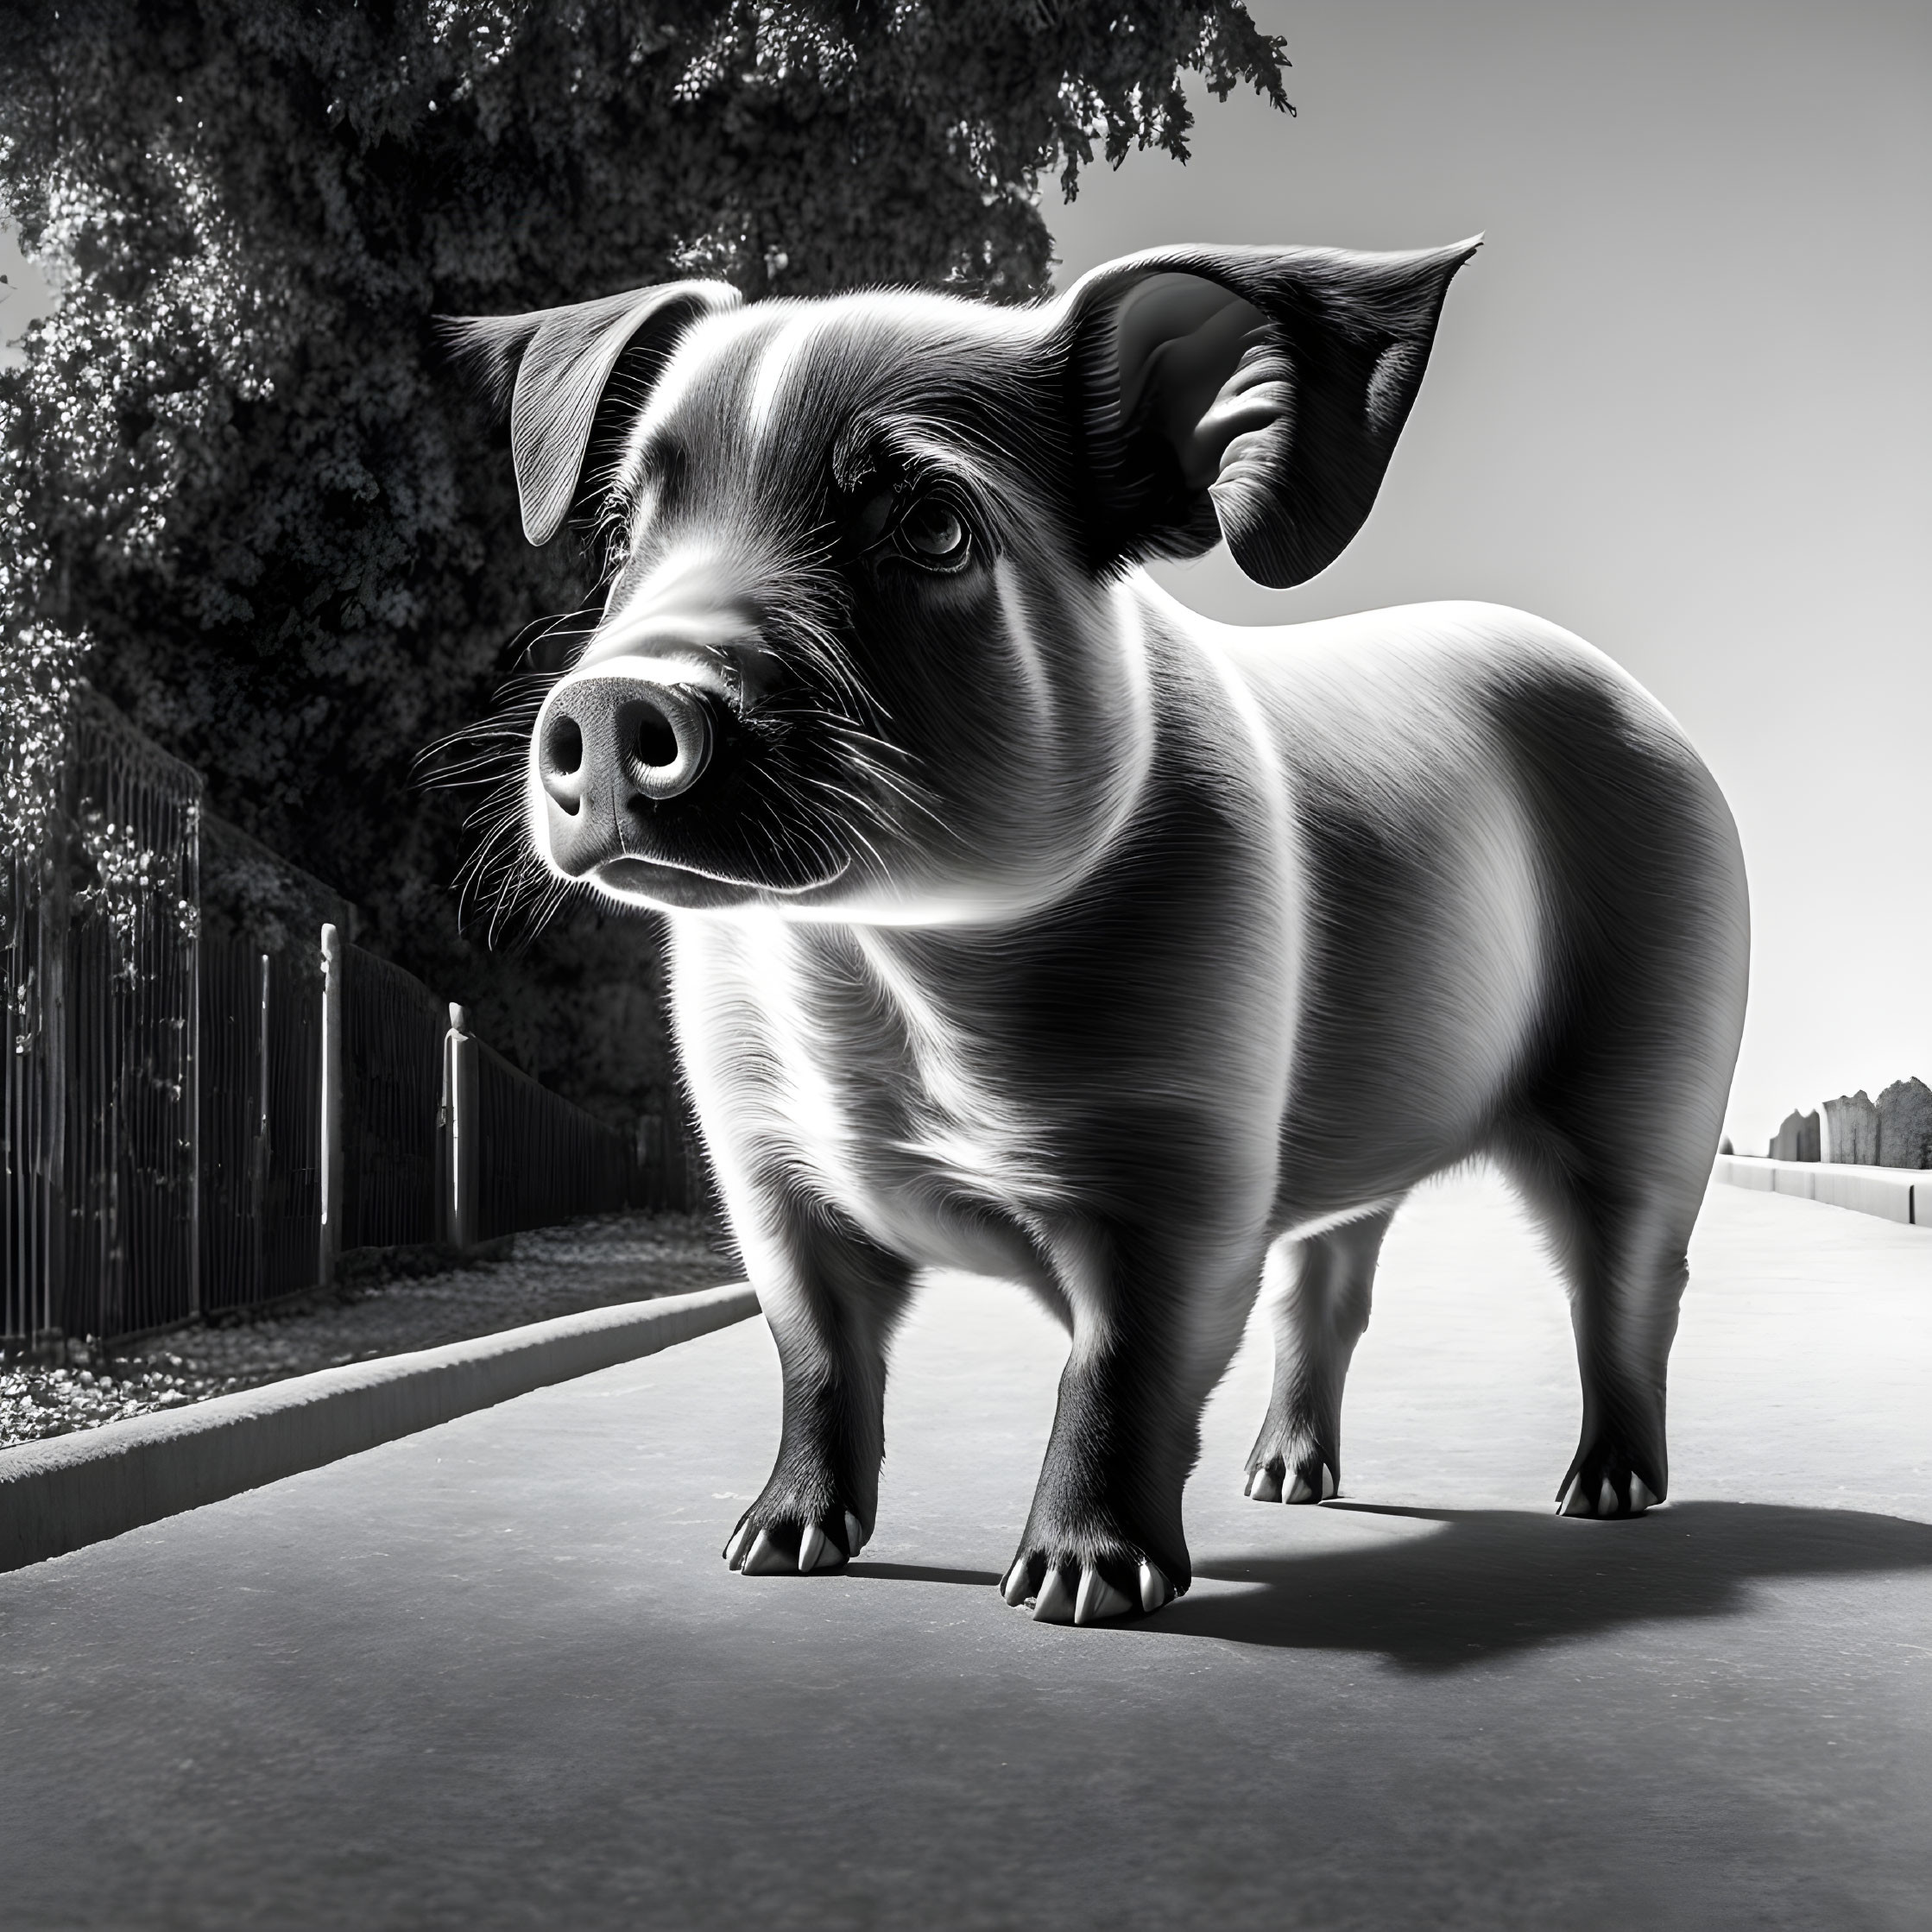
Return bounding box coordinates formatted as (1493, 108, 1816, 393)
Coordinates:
(895, 497, 970, 571)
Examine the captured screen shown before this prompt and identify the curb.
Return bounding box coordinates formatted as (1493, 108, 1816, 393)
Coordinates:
(1715, 1154, 1929, 1227)
(0, 1282, 760, 1575)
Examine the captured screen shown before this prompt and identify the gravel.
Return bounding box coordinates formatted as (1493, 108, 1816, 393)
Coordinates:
(0, 1211, 736, 1449)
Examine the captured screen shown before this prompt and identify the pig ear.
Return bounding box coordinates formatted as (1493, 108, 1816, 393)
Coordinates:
(443, 280, 741, 545)
(1058, 240, 1480, 588)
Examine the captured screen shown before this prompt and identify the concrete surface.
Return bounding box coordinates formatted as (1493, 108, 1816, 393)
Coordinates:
(0, 1285, 756, 1574)
(0, 1170, 1928, 1930)
(1719, 1152, 1932, 1226)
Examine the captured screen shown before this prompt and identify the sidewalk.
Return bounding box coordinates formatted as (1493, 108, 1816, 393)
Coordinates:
(1, 1171, 1928, 1929)
(3, 1210, 728, 1447)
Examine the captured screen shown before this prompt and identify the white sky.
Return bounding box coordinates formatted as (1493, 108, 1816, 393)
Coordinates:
(6, 3, 1929, 1151)
(1048, 0, 1932, 1154)
(0, 219, 57, 365)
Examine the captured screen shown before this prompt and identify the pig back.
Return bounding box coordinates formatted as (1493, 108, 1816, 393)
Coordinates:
(1204, 596, 1744, 1223)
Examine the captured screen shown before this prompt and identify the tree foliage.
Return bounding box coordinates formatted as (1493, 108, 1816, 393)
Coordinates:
(0, 0, 1288, 1121)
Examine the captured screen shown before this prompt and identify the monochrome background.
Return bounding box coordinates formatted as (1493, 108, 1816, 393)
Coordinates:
(4, 0, 1926, 1152)
(1050, 0, 1931, 1154)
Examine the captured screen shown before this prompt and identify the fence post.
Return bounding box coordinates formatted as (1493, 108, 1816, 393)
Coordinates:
(446, 1002, 477, 1249)
(319, 922, 343, 1286)
(39, 837, 70, 1347)
(186, 793, 204, 1319)
(252, 950, 270, 1297)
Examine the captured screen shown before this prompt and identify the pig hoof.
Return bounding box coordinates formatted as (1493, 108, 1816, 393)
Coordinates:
(1555, 1458, 1664, 1519)
(723, 1505, 868, 1573)
(1001, 1555, 1032, 1607)
(1138, 1558, 1173, 1615)
(741, 1528, 792, 1574)
(1032, 1566, 1076, 1622)
(1245, 1453, 1337, 1505)
(1001, 1550, 1177, 1623)
(1074, 1567, 1135, 1624)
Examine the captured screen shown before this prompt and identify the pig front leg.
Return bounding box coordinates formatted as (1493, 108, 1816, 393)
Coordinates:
(723, 1198, 915, 1576)
(1001, 1218, 1260, 1625)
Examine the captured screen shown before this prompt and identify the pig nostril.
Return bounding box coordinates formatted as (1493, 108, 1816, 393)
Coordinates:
(547, 676, 710, 808)
(540, 712, 585, 811)
(622, 690, 711, 799)
(537, 708, 589, 818)
(633, 706, 679, 770)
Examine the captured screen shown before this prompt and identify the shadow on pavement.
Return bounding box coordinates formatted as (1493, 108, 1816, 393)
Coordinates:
(1147, 1500, 1932, 1670)
(848, 1562, 1002, 1588)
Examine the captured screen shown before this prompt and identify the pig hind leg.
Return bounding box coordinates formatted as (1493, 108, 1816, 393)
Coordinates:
(1498, 1104, 1710, 1518)
(1493, 875, 1739, 1516)
(1245, 1205, 1397, 1505)
(1487, 666, 1745, 1517)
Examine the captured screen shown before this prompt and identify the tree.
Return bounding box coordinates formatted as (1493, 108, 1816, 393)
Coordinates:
(0, 0, 1288, 1123)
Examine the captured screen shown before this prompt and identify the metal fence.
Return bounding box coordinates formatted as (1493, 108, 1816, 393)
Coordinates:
(635, 1110, 708, 1215)
(2, 692, 202, 1347)
(199, 939, 322, 1315)
(2, 847, 58, 1347)
(66, 699, 203, 1341)
(337, 940, 446, 1253)
(3, 689, 701, 1351)
(462, 1027, 637, 1244)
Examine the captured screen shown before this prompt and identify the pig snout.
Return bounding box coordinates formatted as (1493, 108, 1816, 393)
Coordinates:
(533, 664, 717, 876)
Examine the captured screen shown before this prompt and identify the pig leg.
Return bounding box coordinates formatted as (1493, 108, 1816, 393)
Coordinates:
(1502, 1141, 1699, 1518)
(723, 1205, 915, 1575)
(1000, 1221, 1260, 1625)
(1244, 1204, 1398, 1506)
(1548, 1190, 1690, 1518)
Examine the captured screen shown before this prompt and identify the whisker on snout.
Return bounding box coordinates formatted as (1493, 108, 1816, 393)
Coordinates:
(416, 629, 584, 945)
(427, 561, 943, 927)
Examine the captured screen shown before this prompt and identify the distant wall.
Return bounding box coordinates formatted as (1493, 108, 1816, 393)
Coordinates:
(1875, 1078, 1932, 1170)
(1821, 1092, 1878, 1165)
(1770, 1076, 1932, 1169)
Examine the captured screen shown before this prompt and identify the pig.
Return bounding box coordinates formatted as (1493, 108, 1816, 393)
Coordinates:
(452, 240, 1749, 1624)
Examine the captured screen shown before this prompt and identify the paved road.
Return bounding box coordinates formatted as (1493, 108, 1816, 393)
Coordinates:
(2, 1171, 1928, 1929)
